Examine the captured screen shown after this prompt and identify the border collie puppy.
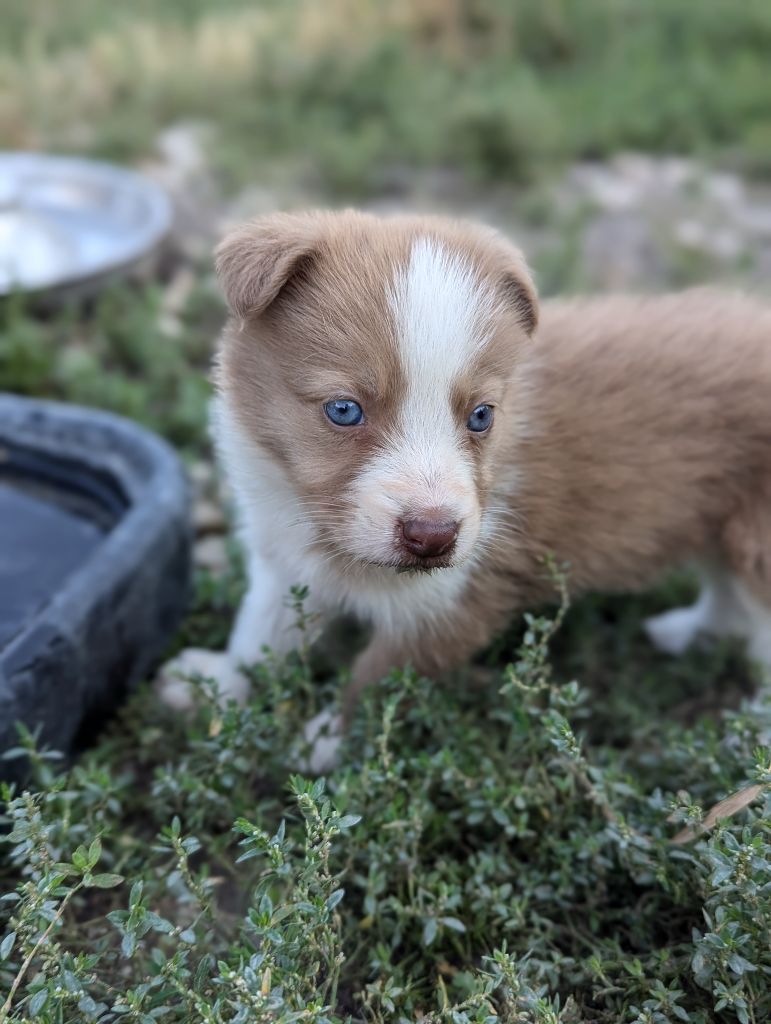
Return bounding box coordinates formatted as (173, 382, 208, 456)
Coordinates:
(160, 210, 771, 755)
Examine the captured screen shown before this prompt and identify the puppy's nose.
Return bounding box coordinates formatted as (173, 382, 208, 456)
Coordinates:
(401, 516, 459, 558)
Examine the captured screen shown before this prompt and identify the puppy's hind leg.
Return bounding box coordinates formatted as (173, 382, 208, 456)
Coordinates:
(644, 567, 747, 657)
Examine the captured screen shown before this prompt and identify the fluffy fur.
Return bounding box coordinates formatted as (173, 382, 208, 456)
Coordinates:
(159, 210, 771, 744)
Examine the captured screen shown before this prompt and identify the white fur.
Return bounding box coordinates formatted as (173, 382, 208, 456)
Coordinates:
(346, 238, 498, 569)
(156, 647, 248, 708)
(298, 709, 343, 774)
(645, 567, 771, 671)
(155, 400, 323, 710)
(158, 241, 515, 718)
(391, 236, 497, 386)
(214, 398, 327, 658)
(158, 236, 771, 758)
(214, 398, 473, 636)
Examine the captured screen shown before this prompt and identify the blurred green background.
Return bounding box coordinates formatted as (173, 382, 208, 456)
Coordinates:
(3, 0, 771, 186)
(2, 0, 771, 453)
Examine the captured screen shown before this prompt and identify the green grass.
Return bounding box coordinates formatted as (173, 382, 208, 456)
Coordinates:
(2, 1, 771, 1020)
(0, 284, 217, 453)
(2, 0, 771, 190)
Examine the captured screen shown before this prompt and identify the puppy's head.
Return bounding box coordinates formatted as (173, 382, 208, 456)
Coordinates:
(215, 210, 537, 573)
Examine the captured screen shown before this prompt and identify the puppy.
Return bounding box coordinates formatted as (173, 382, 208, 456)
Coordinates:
(160, 210, 771, 749)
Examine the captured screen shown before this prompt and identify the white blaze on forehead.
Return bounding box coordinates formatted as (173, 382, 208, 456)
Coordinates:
(344, 237, 495, 565)
(389, 236, 496, 386)
(386, 236, 496, 487)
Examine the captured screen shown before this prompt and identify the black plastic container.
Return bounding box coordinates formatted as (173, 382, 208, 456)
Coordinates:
(0, 394, 191, 780)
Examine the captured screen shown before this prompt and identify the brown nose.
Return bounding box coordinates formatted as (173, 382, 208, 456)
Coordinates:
(401, 516, 459, 559)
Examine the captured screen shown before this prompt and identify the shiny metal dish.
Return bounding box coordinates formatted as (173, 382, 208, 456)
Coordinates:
(0, 152, 172, 299)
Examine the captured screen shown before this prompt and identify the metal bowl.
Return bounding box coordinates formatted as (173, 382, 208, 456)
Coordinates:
(0, 152, 172, 301)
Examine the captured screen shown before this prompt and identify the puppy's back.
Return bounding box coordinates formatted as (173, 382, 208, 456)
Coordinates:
(508, 288, 771, 592)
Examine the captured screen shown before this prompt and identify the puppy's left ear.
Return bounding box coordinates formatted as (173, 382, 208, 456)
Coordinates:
(215, 212, 323, 319)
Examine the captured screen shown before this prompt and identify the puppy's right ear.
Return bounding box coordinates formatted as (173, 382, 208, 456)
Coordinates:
(215, 212, 322, 319)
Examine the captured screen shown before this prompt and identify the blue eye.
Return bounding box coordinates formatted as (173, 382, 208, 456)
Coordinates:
(324, 399, 364, 427)
(467, 404, 493, 432)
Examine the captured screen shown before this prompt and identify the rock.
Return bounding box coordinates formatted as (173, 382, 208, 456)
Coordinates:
(708, 228, 743, 262)
(156, 269, 198, 338)
(193, 499, 226, 535)
(567, 161, 645, 212)
(553, 154, 770, 290)
(188, 460, 215, 495)
(162, 267, 197, 316)
(674, 219, 709, 250)
(656, 157, 698, 191)
(739, 201, 771, 239)
(580, 213, 663, 289)
(702, 172, 744, 209)
(157, 312, 183, 338)
(140, 120, 222, 264)
(155, 121, 213, 179)
(194, 535, 228, 574)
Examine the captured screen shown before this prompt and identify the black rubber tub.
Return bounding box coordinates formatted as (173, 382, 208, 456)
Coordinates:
(0, 394, 191, 781)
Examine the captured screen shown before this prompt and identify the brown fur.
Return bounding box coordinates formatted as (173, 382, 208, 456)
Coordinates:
(215, 210, 536, 568)
(374, 289, 771, 686)
(213, 211, 771, 720)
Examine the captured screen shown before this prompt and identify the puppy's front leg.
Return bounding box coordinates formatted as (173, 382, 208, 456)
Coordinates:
(302, 622, 488, 773)
(342, 631, 413, 726)
(158, 551, 315, 709)
(343, 616, 494, 723)
(301, 629, 406, 773)
(227, 552, 319, 670)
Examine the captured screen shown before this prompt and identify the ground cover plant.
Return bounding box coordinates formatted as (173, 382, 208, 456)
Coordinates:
(1, 575, 770, 1022)
(2, 1, 771, 1020)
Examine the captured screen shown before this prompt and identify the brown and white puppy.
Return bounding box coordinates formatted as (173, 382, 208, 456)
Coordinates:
(160, 210, 771, 761)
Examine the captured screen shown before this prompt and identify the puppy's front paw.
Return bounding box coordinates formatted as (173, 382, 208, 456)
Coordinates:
(155, 647, 249, 710)
(296, 708, 343, 775)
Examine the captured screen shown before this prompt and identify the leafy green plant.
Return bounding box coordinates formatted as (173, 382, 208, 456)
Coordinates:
(1, 578, 769, 1022)
(0, 284, 215, 453)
